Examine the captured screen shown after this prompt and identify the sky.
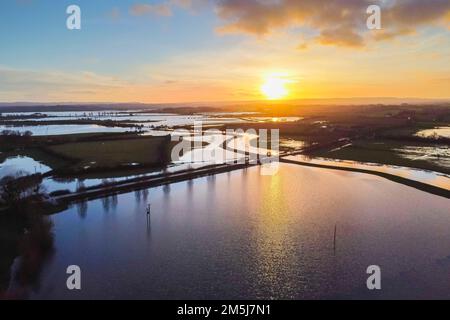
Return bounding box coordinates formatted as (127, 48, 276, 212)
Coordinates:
(0, 0, 449, 103)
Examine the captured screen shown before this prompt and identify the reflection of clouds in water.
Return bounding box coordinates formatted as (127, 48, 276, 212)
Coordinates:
(19, 164, 450, 299)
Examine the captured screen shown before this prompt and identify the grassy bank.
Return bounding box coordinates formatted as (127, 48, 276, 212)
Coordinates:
(48, 135, 173, 174)
(1, 132, 174, 179)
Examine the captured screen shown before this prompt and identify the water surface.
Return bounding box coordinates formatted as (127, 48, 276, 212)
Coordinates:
(6, 164, 448, 299)
(394, 145, 450, 168)
(0, 156, 51, 177)
(416, 127, 450, 139)
(285, 155, 450, 191)
(0, 124, 135, 136)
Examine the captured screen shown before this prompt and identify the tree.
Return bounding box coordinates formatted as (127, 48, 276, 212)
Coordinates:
(0, 173, 43, 208)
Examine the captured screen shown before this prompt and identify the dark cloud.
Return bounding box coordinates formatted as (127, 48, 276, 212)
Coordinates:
(375, 0, 450, 40)
(214, 0, 450, 47)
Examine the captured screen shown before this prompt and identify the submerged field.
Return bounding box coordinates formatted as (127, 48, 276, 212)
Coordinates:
(311, 139, 450, 174)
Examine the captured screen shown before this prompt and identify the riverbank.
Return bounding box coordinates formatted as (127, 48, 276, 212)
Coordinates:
(54, 162, 256, 205)
(309, 139, 450, 175)
(44, 154, 449, 213)
(281, 157, 450, 199)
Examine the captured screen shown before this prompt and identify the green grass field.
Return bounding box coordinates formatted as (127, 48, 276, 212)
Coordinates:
(48, 136, 171, 171)
(1, 132, 174, 178)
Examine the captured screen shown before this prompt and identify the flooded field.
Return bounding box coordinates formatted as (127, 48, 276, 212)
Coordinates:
(394, 145, 450, 169)
(0, 124, 135, 136)
(0, 156, 51, 177)
(415, 127, 450, 139)
(284, 155, 450, 191)
(0, 112, 302, 136)
(3, 164, 448, 299)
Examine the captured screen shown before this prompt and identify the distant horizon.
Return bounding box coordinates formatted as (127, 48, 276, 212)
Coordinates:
(1, 97, 450, 109)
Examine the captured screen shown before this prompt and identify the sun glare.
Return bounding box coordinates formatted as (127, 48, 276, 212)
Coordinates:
(261, 74, 290, 100)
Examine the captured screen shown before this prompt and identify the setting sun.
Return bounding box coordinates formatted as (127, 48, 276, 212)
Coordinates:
(261, 74, 290, 100)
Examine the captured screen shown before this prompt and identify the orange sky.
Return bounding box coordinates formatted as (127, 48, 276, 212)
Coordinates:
(0, 0, 449, 103)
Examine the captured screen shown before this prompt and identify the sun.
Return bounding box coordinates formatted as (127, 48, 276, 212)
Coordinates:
(261, 74, 290, 100)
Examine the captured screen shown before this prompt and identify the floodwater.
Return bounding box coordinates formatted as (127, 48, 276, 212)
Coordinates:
(0, 155, 51, 177)
(0, 124, 135, 136)
(0, 112, 301, 136)
(394, 145, 450, 168)
(284, 155, 450, 191)
(416, 127, 450, 139)
(4, 164, 449, 299)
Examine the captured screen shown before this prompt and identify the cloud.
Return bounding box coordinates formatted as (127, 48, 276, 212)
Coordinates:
(130, 3, 173, 17)
(316, 25, 365, 47)
(0, 65, 247, 103)
(0, 67, 128, 102)
(373, 0, 450, 41)
(129, 0, 208, 17)
(214, 0, 450, 48)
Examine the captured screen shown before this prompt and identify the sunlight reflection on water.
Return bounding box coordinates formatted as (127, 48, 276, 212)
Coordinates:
(19, 164, 450, 300)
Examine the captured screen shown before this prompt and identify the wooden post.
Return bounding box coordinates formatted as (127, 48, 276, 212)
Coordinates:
(333, 224, 337, 254)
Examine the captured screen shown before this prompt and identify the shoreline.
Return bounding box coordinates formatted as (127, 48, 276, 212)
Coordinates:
(53, 157, 449, 210)
(280, 158, 450, 199)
